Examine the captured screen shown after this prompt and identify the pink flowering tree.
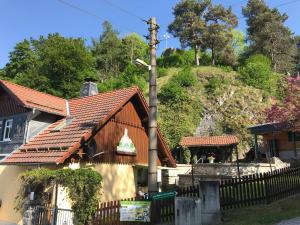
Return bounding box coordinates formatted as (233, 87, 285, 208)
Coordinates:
(266, 77, 300, 131)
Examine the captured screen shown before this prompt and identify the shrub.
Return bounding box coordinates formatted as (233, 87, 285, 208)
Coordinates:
(158, 49, 194, 67)
(173, 67, 196, 87)
(157, 67, 168, 78)
(159, 81, 188, 103)
(205, 76, 223, 94)
(239, 54, 272, 91)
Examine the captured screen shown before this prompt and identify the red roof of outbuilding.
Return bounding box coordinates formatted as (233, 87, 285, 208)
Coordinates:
(0, 80, 67, 116)
(180, 135, 239, 147)
(2, 85, 176, 167)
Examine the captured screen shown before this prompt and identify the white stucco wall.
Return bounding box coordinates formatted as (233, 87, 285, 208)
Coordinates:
(0, 165, 24, 225)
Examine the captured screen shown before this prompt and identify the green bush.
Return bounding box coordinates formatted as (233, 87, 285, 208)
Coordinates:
(205, 76, 223, 94)
(173, 67, 196, 87)
(159, 81, 188, 103)
(157, 67, 168, 78)
(158, 49, 194, 67)
(239, 54, 272, 91)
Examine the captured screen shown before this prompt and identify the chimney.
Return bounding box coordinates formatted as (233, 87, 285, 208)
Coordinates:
(80, 81, 98, 97)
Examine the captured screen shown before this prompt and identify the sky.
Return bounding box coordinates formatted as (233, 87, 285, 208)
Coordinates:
(1, 0, 300, 68)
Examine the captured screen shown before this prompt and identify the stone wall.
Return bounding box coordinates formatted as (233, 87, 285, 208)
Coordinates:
(178, 160, 290, 187)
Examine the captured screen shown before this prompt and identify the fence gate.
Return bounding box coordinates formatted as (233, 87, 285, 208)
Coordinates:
(25, 206, 74, 225)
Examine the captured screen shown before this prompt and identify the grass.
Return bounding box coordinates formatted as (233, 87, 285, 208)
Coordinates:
(221, 194, 300, 225)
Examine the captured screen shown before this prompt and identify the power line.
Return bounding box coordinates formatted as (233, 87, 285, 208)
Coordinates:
(99, 0, 146, 22)
(56, 0, 139, 34)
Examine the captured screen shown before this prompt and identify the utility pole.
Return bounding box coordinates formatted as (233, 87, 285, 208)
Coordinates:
(147, 17, 159, 193)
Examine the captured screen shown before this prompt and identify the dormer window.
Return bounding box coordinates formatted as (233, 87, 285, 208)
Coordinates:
(3, 119, 13, 142)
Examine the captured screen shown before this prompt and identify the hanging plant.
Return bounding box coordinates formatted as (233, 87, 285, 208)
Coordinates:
(15, 168, 102, 225)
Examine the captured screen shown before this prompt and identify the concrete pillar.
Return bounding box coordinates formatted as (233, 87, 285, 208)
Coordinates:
(199, 180, 221, 225)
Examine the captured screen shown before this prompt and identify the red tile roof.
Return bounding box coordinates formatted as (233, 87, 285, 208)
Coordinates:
(2, 85, 176, 167)
(0, 80, 67, 116)
(180, 135, 239, 147)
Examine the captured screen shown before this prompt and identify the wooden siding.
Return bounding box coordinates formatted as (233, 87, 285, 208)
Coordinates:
(262, 132, 296, 152)
(92, 101, 161, 165)
(0, 89, 27, 117)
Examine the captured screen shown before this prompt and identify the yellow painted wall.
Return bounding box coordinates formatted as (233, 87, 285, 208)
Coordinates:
(93, 163, 137, 202)
(0, 165, 24, 225)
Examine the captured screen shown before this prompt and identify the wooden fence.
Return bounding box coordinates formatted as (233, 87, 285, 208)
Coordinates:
(92, 185, 200, 225)
(220, 167, 300, 210)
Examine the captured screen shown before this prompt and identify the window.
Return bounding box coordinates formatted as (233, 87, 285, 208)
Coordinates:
(288, 132, 300, 142)
(3, 119, 13, 142)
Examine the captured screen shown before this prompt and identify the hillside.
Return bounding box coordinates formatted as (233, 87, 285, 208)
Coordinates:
(153, 66, 271, 156)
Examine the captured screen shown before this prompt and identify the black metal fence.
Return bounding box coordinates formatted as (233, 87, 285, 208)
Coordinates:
(31, 206, 74, 225)
(219, 167, 300, 210)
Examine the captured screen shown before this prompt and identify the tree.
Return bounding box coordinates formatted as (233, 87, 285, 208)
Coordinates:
(231, 29, 246, 58)
(266, 76, 300, 130)
(168, 0, 210, 66)
(92, 21, 123, 80)
(243, 0, 296, 72)
(203, 4, 238, 65)
(121, 33, 148, 64)
(2, 33, 95, 98)
(4, 39, 38, 79)
(295, 36, 300, 73)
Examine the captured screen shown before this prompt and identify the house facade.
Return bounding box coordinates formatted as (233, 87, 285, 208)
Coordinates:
(0, 80, 176, 225)
(249, 122, 300, 161)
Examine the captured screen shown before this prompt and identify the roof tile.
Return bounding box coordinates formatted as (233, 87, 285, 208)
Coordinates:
(180, 135, 239, 147)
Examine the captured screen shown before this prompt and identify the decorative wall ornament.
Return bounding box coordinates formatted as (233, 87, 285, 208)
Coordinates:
(117, 128, 136, 155)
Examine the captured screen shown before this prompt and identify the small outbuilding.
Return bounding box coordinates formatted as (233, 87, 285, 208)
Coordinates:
(175, 135, 239, 164)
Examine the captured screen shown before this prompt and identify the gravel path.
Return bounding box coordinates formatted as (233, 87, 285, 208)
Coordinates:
(275, 217, 300, 225)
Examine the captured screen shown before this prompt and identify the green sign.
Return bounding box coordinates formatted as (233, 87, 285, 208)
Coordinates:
(150, 191, 176, 200)
(120, 201, 151, 222)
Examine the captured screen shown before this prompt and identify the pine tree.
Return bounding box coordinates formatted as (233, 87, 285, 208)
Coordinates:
(243, 0, 296, 72)
(203, 4, 238, 66)
(168, 0, 210, 66)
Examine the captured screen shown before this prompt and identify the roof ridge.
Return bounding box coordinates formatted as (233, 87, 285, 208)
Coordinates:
(69, 86, 139, 102)
(0, 79, 66, 101)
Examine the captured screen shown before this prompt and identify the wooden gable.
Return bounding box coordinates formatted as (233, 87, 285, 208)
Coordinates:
(0, 87, 27, 117)
(91, 100, 161, 166)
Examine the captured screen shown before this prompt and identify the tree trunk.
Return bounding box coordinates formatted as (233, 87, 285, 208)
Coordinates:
(212, 46, 215, 66)
(194, 45, 200, 66)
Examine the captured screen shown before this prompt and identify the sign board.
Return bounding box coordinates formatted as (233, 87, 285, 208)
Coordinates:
(117, 128, 136, 155)
(150, 191, 176, 200)
(120, 201, 151, 222)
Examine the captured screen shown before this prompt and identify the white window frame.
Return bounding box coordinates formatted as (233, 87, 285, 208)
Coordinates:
(3, 119, 13, 142)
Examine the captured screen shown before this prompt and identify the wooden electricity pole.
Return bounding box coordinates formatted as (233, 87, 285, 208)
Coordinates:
(148, 17, 159, 193)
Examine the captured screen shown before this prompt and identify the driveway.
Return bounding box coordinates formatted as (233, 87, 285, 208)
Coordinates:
(275, 217, 300, 225)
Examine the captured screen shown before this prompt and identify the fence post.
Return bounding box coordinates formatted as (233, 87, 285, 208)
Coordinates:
(264, 172, 271, 204)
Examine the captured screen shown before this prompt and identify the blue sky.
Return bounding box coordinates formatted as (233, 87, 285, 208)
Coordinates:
(1, 0, 300, 68)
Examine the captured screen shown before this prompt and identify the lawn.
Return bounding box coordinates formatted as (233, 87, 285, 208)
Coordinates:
(221, 194, 300, 225)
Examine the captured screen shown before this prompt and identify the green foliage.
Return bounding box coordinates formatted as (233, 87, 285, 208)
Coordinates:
(243, 0, 296, 72)
(157, 67, 168, 78)
(2, 33, 95, 98)
(159, 67, 196, 103)
(98, 64, 147, 92)
(205, 76, 223, 95)
(158, 49, 194, 68)
(16, 168, 102, 225)
(158, 68, 202, 148)
(168, 0, 238, 66)
(239, 54, 273, 92)
(231, 29, 246, 58)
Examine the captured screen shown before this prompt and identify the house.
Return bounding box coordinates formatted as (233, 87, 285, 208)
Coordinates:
(249, 122, 300, 161)
(0, 80, 176, 224)
(174, 135, 239, 163)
